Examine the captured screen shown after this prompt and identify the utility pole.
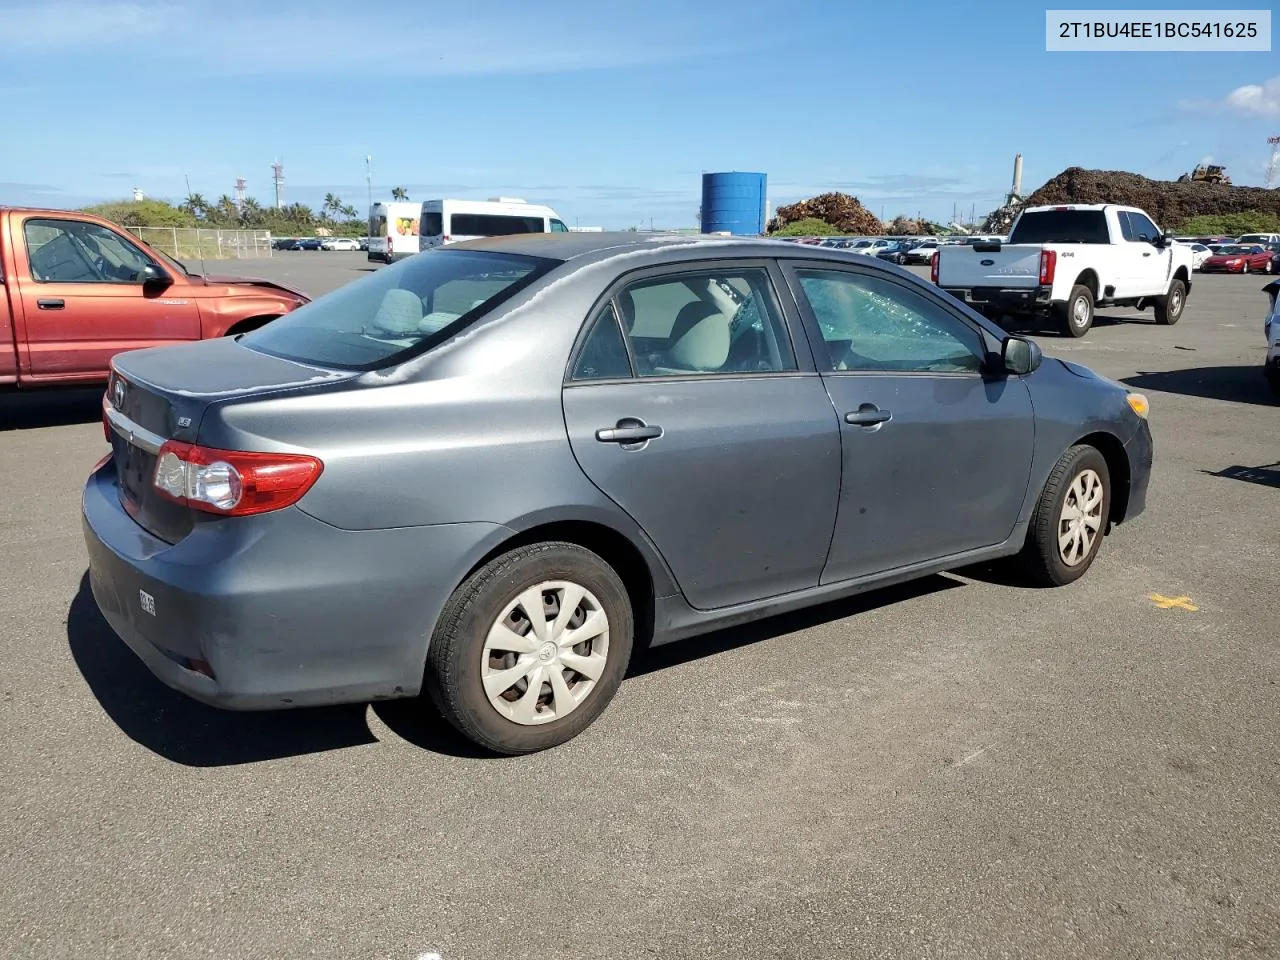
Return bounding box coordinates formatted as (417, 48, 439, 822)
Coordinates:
(366, 155, 373, 213)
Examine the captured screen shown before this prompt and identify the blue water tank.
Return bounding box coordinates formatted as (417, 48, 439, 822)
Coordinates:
(701, 172, 766, 235)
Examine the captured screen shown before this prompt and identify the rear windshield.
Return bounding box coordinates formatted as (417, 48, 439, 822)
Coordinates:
(1009, 210, 1110, 244)
(422, 211, 443, 236)
(242, 249, 558, 371)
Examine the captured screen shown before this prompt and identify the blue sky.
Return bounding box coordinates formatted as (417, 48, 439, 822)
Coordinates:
(1, 0, 1276, 228)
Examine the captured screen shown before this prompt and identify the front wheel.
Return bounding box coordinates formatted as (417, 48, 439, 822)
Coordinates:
(1154, 278, 1186, 326)
(425, 542, 634, 755)
(1242, 262, 1250, 274)
(1055, 284, 1095, 338)
(1013, 445, 1111, 586)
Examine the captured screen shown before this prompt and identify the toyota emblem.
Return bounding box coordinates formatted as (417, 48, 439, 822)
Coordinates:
(112, 378, 125, 408)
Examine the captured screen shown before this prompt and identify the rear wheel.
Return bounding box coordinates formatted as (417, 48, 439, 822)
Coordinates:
(1055, 284, 1094, 338)
(1153, 278, 1185, 326)
(1013, 445, 1111, 586)
(425, 542, 633, 755)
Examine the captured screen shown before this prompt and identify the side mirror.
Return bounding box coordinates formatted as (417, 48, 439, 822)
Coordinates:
(1157, 232, 1174, 247)
(1002, 335, 1042, 376)
(141, 263, 171, 288)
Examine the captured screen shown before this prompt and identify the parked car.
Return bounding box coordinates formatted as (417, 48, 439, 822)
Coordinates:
(295, 237, 324, 251)
(856, 239, 896, 257)
(905, 241, 941, 265)
(1200, 244, 1274, 274)
(0, 207, 307, 387)
(321, 237, 361, 252)
(875, 241, 913, 265)
(1177, 241, 1213, 271)
(84, 233, 1153, 755)
(934, 204, 1193, 337)
(1236, 233, 1280, 246)
(358, 237, 371, 252)
(1265, 279, 1280, 397)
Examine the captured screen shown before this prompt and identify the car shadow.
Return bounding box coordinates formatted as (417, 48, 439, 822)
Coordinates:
(1121, 367, 1277, 406)
(627, 575, 963, 677)
(1, 387, 104, 431)
(1203, 462, 1280, 490)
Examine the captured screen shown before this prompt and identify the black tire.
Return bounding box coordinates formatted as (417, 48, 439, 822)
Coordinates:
(1055, 284, 1094, 338)
(1264, 260, 1274, 275)
(425, 542, 633, 755)
(1013, 445, 1111, 587)
(1153, 278, 1186, 326)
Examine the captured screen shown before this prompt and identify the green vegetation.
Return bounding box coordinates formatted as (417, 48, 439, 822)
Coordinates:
(770, 218, 842, 237)
(1177, 211, 1280, 236)
(80, 193, 368, 238)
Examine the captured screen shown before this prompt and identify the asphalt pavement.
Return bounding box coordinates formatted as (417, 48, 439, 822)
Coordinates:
(2, 251, 1277, 959)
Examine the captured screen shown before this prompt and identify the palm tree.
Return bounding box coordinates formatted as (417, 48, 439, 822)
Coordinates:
(391, 186, 409, 201)
(284, 202, 314, 225)
(322, 192, 341, 220)
(180, 192, 207, 219)
(212, 194, 237, 225)
(239, 197, 263, 226)
(340, 203, 358, 220)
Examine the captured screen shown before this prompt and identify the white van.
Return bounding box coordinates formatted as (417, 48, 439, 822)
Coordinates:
(418, 197, 569, 251)
(367, 202, 422, 263)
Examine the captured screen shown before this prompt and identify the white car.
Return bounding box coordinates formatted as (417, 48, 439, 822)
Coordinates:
(934, 203, 1194, 338)
(1179, 241, 1212, 270)
(1265, 279, 1280, 397)
(321, 237, 361, 251)
(855, 239, 895, 257)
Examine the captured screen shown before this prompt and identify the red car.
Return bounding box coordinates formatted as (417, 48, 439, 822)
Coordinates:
(1200, 244, 1275, 274)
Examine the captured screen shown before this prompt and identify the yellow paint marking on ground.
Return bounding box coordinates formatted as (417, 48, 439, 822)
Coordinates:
(1149, 594, 1199, 611)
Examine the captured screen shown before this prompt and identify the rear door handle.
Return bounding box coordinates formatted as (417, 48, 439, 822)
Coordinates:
(845, 404, 892, 426)
(1143, 252, 1152, 257)
(37, 298, 65, 309)
(596, 421, 663, 443)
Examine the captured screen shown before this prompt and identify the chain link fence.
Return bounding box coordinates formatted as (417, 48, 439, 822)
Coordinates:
(125, 227, 274, 260)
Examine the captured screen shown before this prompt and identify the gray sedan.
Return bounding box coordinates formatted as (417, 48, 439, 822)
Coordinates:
(84, 233, 1154, 754)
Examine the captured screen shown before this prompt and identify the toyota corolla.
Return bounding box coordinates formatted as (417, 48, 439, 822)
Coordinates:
(83, 233, 1154, 754)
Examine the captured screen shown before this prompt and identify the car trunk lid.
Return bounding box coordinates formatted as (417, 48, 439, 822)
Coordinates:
(106, 337, 353, 544)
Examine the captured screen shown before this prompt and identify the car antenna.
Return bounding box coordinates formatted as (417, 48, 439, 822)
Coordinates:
(184, 173, 208, 278)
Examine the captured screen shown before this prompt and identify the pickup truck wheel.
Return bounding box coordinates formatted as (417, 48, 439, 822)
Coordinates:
(1154, 279, 1185, 326)
(1056, 285, 1094, 338)
(1013, 445, 1111, 587)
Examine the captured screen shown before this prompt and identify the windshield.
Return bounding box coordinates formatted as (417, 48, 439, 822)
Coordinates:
(1219, 246, 1259, 255)
(151, 246, 189, 276)
(1009, 210, 1110, 244)
(242, 249, 559, 370)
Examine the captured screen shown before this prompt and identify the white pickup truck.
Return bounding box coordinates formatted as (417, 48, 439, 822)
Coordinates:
(932, 204, 1193, 337)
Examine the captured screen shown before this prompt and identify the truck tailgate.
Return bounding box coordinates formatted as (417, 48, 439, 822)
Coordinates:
(937, 244, 1042, 288)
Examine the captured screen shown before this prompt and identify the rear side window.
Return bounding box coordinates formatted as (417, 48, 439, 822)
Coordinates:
(450, 214, 545, 237)
(243, 249, 558, 371)
(1009, 210, 1110, 244)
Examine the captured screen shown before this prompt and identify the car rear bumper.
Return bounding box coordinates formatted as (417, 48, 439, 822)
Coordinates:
(82, 460, 507, 710)
(942, 285, 1053, 314)
(1121, 420, 1153, 523)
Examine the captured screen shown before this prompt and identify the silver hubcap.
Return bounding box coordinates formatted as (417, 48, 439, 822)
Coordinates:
(1171, 291, 1182, 314)
(481, 581, 610, 726)
(1058, 468, 1104, 566)
(1072, 296, 1090, 325)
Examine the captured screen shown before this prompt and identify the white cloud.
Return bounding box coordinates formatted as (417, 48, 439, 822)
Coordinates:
(1178, 76, 1280, 117)
(0, 1, 743, 76)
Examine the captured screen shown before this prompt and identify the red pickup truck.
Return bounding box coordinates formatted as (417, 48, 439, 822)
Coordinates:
(0, 207, 309, 387)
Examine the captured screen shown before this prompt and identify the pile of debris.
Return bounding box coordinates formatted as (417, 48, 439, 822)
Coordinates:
(886, 215, 946, 236)
(768, 192, 885, 235)
(985, 166, 1280, 232)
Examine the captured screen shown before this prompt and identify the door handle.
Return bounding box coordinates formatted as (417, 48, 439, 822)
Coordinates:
(1142, 252, 1152, 257)
(845, 404, 892, 426)
(37, 298, 65, 309)
(596, 420, 663, 443)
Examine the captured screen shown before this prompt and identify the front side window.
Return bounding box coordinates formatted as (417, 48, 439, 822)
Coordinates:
(1126, 212, 1160, 243)
(25, 218, 157, 284)
(609, 268, 796, 378)
(244, 249, 558, 370)
(550, 219, 569, 232)
(795, 269, 984, 374)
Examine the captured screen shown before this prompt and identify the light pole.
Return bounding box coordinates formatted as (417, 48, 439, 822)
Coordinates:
(366, 155, 373, 215)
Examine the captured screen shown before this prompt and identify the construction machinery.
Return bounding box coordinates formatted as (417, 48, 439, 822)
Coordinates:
(1177, 164, 1231, 185)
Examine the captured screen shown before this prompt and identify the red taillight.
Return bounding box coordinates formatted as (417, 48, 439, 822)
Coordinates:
(151, 440, 323, 517)
(930, 251, 940, 284)
(1039, 249, 1057, 285)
